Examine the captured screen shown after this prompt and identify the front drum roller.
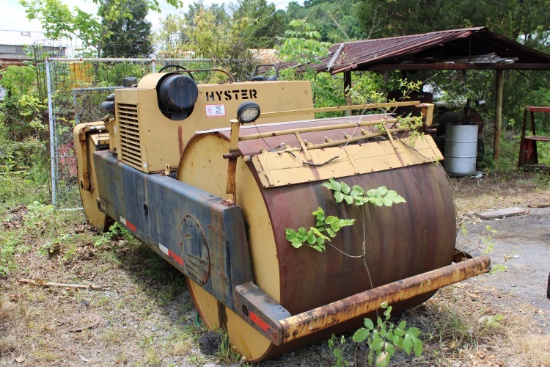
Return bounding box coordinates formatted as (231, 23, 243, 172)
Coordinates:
(177, 132, 456, 362)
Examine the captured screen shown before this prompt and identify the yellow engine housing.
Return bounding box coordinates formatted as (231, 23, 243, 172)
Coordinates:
(108, 73, 314, 173)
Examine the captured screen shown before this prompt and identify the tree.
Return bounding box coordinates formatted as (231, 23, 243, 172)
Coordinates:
(355, 0, 550, 48)
(101, 0, 153, 57)
(20, 0, 181, 57)
(233, 0, 287, 48)
(299, 0, 367, 42)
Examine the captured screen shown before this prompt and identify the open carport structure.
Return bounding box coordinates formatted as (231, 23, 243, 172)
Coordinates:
(312, 27, 550, 162)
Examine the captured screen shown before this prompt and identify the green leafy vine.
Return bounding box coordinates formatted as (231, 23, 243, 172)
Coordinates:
(285, 178, 406, 252)
(285, 207, 354, 252)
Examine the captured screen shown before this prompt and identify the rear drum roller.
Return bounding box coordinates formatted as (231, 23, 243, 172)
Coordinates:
(177, 129, 456, 361)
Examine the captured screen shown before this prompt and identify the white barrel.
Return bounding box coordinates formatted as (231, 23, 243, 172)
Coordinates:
(444, 124, 478, 175)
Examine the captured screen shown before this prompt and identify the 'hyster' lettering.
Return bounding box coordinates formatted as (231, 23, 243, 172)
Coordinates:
(205, 89, 258, 102)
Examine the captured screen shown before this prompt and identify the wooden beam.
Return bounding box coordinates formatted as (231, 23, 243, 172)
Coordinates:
(494, 69, 504, 163)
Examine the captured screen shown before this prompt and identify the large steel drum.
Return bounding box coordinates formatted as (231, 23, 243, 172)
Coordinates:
(177, 118, 456, 361)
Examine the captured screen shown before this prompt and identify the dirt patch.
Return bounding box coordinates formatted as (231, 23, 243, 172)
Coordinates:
(1, 172, 549, 366)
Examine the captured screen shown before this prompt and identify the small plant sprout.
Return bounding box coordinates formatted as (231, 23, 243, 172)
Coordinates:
(478, 313, 505, 328)
(352, 301, 423, 367)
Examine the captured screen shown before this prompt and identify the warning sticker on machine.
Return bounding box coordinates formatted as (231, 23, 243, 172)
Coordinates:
(205, 104, 226, 117)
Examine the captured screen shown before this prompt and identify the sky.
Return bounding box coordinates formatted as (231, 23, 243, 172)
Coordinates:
(1, 0, 299, 34)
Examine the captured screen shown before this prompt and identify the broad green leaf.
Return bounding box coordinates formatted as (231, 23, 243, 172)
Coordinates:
(387, 190, 406, 203)
(394, 327, 406, 337)
(375, 351, 390, 367)
(310, 227, 326, 239)
(327, 216, 341, 231)
(383, 305, 392, 319)
(382, 197, 394, 206)
(393, 334, 401, 345)
(312, 207, 325, 220)
(343, 195, 354, 205)
(341, 181, 351, 194)
(413, 337, 423, 357)
(352, 328, 369, 342)
(366, 188, 377, 197)
(379, 323, 387, 337)
(351, 185, 364, 195)
(355, 197, 367, 206)
(406, 327, 421, 338)
(334, 191, 344, 203)
(306, 232, 316, 244)
(327, 178, 341, 191)
(380, 301, 389, 309)
(371, 336, 383, 351)
(403, 335, 413, 354)
(376, 186, 388, 196)
(285, 228, 296, 241)
(398, 320, 406, 330)
(386, 343, 395, 357)
(291, 239, 303, 248)
(364, 318, 375, 330)
(341, 219, 355, 226)
(367, 348, 374, 365)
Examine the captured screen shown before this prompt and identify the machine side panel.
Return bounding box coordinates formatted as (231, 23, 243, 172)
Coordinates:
(93, 150, 253, 309)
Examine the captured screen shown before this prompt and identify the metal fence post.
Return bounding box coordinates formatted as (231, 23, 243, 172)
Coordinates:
(46, 58, 57, 207)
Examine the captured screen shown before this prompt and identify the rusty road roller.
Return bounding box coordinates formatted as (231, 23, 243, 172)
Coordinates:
(73, 70, 490, 362)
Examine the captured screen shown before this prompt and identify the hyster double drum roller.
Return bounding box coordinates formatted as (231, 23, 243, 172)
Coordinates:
(73, 70, 490, 362)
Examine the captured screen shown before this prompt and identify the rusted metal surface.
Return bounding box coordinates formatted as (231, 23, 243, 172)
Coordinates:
(195, 117, 458, 316)
(279, 254, 490, 343)
(256, 162, 456, 316)
(307, 27, 550, 74)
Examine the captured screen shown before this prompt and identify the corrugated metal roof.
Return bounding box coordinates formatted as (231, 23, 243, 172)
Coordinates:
(311, 27, 550, 74)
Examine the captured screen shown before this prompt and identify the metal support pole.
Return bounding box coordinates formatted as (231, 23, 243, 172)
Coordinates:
(494, 69, 504, 163)
(46, 58, 57, 207)
(73, 89, 78, 125)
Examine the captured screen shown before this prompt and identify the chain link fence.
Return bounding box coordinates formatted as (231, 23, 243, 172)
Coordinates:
(46, 57, 214, 208)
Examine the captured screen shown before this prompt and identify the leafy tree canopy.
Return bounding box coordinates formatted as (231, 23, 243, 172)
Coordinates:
(101, 0, 153, 57)
(19, 0, 182, 56)
(356, 0, 550, 49)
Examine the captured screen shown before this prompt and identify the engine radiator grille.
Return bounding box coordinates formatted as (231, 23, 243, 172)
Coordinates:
(117, 103, 143, 170)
